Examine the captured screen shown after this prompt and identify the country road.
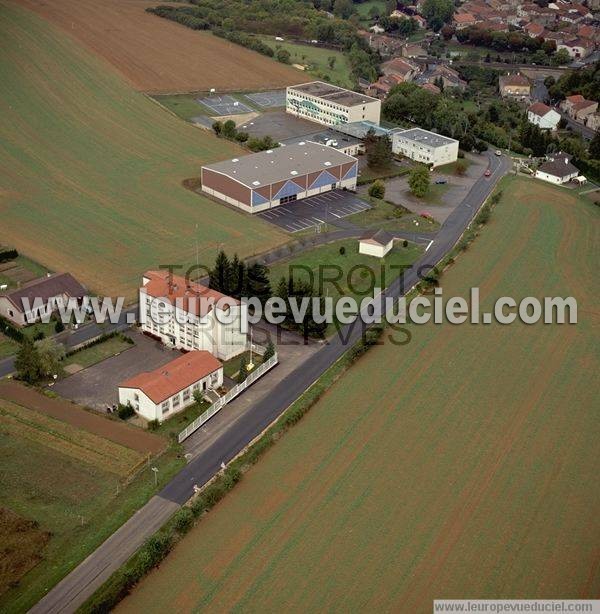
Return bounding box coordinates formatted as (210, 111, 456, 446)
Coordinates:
(29, 151, 511, 614)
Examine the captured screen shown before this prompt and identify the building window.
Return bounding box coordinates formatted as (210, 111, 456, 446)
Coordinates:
(134, 393, 139, 402)
(280, 194, 297, 205)
(183, 388, 190, 402)
(161, 400, 170, 414)
(172, 394, 180, 408)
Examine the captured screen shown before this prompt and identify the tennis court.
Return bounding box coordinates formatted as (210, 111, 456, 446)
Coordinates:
(245, 90, 286, 108)
(198, 95, 253, 116)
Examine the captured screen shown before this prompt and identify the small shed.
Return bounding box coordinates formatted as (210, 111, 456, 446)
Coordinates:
(359, 229, 394, 258)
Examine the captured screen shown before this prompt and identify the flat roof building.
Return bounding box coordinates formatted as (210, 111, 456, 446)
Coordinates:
(201, 141, 358, 213)
(390, 127, 459, 168)
(286, 81, 381, 128)
(280, 129, 362, 156)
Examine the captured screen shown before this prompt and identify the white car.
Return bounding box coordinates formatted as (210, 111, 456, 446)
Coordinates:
(495, 150, 502, 156)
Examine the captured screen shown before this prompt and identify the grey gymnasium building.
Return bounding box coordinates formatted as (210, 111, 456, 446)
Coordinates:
(200, 141, 358, 213)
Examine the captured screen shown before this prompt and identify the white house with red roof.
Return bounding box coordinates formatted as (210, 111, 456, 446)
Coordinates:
(140, 270, 247, 361)
(118, 351, 223, 422)
(527, 102, 561, 130)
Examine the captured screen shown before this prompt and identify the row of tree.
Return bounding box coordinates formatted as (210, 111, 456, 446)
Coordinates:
(212, 120, 279, 153)
(209, 251, 272, 304)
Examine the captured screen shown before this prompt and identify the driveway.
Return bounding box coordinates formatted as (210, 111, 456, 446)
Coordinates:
(374, 153, 487, 223)
(51, 331, 182, 411)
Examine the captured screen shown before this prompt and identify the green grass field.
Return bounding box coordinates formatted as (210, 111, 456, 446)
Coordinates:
(62, 335, 133, 370)
(0, 334, 19, 359)
(270, 239, 423, 307)
(354, 0, 386, 22)
(117, 177, 600, 611)
(258, 36, 353, 88)
(0, 392, 184, 612)
(0, 3, 286, 300)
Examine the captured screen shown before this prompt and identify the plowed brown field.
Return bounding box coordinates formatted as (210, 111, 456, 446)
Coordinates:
(15, 0, 302, 93)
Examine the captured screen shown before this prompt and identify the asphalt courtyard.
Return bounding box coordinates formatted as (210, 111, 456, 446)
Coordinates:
(256, 190, 370, 232)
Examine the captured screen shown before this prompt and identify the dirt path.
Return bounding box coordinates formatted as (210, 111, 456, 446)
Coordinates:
(0, 380, 165, 455)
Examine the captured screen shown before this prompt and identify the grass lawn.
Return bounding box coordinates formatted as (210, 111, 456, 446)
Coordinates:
(0, 4, 286, 301)
(436, 159, 471, 175)
(257, 37, 353, 88)
(269, 238, 423, 309)
(358, 163, 410, 184)
(151, 94, 215, 121)
(117, 176, 600, 612)
(0, 394, 186, 612)
(152, 400, 212, 439)
(222, 350, 264, 380)
(21, 321, 57, 341)
(348, 197, 439, 233)
(0, 334, 19, 360)
(354, 0, 386, 22)
(62, 335, 134, 370)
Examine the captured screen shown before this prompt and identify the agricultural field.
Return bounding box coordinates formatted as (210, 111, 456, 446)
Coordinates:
(0, 380, 181, 612)
(0, 2, 287, 300)
(15, 0, 301, 93)
(117, 177, 600, 611)
(257, 36, 353, 88)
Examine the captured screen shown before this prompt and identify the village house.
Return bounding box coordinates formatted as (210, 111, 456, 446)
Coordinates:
(534, 152, 580, 185)
(499, 74, 531, 99)
(527, 102, 561, 130)
(557, 37, 595, 59)
(118, 351, 223, 422)
(0, 272, 86, 327)
(560, 95, 598, 122)
(586, 113, 600, 132)
(367, 74, 404, 99)
(401, 43, 427, 59)
(381, 58, 418, 82)
(453, 12, 478, 28)
(523, 22, 546, 38)
(139, 270, 247, 361)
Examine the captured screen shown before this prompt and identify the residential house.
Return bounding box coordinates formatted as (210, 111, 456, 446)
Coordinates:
(416, 64, 467, 91)
(401, 43, 427, 58)
(453, 12, 478, 28)
(557, 37, 595, 58)
(499, 74, 531, 99)
(140, 270, 247, 361)
(0, 272, 86, 327)
(527, 102, 561, 130)
(586, 113, 600, 132)
(535, 152, 579, 184)
(560, 95, 598, 122)
(523, 22, 546, 38)
(367, 74, 404, 99)
(359, 229, 395, 258)
(381, 58, 418, 82)
(118, 351, 223, 422)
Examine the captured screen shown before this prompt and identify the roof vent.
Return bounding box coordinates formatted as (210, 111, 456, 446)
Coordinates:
(299, 141, 306, 145)
(291, 170, 298, 175)
(266, 149, 273, 153)
(324, 161, 332, 166)
(252, 181, 260, 186)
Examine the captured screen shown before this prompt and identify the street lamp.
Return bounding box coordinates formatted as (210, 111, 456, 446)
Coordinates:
(151, 466, 158, 486)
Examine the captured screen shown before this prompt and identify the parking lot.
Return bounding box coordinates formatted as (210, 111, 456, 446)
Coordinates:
(198, 94, 253, 116)
(245, 90, 286, 108)
(239, 110, 321, 141)
(256, 190, 370, 232)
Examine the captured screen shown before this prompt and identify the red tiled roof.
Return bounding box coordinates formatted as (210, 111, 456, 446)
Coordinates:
(120, 351, 222, 404)
(382, 58, 415, 76)
(142, 270, 238, 318)
(566, 94, 585, 103)
(454, 12, 476, 23)
(528, 102, 552, 116)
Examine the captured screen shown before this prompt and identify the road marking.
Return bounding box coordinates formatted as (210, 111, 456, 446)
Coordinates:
(425, 240, 433, 252)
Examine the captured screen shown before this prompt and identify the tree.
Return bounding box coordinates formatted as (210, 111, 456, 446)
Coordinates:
(328, 56, 336, 70)
(365, 132, 393, 169)
(275, 48, 291, 64)
(368, 179, 386, 199)
(222, 119, 237, 139)
(212, 120, 223, 136)
(408, 165, 430, 197)
(552, 48, 571, 66)
(237, 355, 249, 382)
(247, 262, 272, 304)
(209, 250, 230, 293)
(589, 133, 600, 160)
(263, 341, 275, 361)
(333, 0, 354, 19)
(455, 160, 467, 176)
(36, 338, 65, 378)
(15, 337, 42, 383)
(421, 0, 454, 30)
(193, 389, 204, 404)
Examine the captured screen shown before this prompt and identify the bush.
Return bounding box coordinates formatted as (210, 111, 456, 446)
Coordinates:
(147, 419, 160, 431)
(117, 402, 135, 420)
(0, 315, 24, 342)
(368, 179, 385, 199)
(339, 246, 346, 256)
(0, 248, 18, 263)
(263, 341, 275, 361)
(455, 160, 467, 176)
(173, 508, 194, 534)
(54, 320, 65, 333)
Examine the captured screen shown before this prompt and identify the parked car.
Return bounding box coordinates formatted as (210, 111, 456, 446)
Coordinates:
(484, 169, 492, 177)
(495, 150, 502, 156)
(435, 179, 447, 184)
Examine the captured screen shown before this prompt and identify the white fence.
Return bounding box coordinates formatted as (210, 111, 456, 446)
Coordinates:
(178, 353, 278, 443)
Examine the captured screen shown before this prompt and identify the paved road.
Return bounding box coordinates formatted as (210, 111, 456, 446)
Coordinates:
(29, 152, 510, 614)
(0, 305, 137, 378)
(555, 108, 596, 141)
